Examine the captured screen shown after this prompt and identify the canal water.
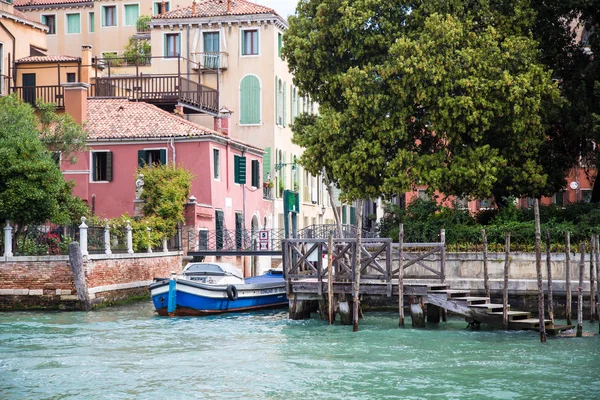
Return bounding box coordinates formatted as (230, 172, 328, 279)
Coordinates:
(1, 302, 598, 400)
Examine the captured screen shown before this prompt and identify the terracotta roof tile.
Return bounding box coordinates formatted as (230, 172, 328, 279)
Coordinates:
(155, 0, 277, 19)
(14, 0, 90, 7)
(85, 99, 262, 151)
(16, 55, 79, 63)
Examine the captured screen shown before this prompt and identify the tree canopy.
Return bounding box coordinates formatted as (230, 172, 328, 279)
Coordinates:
(0, 95, 87, 228)
(284, 0, 562, 204)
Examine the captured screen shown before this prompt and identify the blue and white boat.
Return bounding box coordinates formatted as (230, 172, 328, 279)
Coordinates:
(150, 262, 287, 316)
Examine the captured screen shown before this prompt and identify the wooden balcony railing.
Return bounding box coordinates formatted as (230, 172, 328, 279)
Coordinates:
(192, 52, 228, 70)
(92, 75, 219, 114)
(11, 85, 64, 108)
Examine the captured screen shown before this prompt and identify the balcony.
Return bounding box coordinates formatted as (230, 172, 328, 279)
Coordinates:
(192, 52, 228, 71)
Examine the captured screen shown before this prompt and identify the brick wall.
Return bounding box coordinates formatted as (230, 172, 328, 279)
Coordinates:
(0, 253, 183, 310)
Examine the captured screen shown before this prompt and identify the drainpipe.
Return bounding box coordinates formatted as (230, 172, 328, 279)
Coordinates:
(169, 137, 176, 165)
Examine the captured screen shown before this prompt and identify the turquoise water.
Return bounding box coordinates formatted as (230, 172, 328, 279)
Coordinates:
(1, 303, 599, 400)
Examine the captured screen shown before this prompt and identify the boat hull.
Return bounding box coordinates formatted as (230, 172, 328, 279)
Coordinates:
(150, 277, 287, 316)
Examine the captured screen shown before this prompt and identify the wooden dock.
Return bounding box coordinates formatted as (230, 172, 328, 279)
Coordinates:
(282, 237, 573, 334)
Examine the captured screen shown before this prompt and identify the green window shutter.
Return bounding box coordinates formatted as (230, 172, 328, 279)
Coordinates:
(101, 7, 106, 26)
(283, 82, 287, 127)
(234, 155, 247, 184)
(106, 152, 113, 182)
(278, 33, 282, 58)
(241, 30, 246, 54)
(138, 150, 147, 167)
(124, 4, 139, 26)
(154, 3, 159, 15)
(176, 34, 181, 56)
(251, 159, 260, 188)
(275, 75, 279, 125)
(263, 147, 271, 181)
(240, 75, 260, 124)
(342, 205, 347, 224)
(67, 14, 80, 34)
(159, 149, 167, 165)
(350, 206, 356, 225)
(282, 152, 287, 189)
(163, 34, 167, 57)
(89, 12, 95, 32)
(215, 210, 224, 249)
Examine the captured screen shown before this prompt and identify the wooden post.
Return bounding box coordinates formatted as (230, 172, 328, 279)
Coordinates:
(327, 235, 334, 325)
(482, 229, 490, 300)
(440, 229, 447, 322)
(534, 199, 547, 343)
(577, 243, 585, 337)
(409, 296, 426, 328)
(399, 223, 405, 327)
(589, 235, 596, 322)
(565, 231, 572, 325)
(352, 200, 364, 332)
(503, 231, 511, 330)
(68, 242, 91, 311)
(546, 230, 554, 324)
(596, 235, 600, 334)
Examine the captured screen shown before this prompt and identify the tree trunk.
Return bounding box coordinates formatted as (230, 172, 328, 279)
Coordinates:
(322, 167, 343, 238)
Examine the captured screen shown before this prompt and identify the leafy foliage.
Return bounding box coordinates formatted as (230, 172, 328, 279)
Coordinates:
(37, 100, 88, 164)
(138, 164, 193, 238)
(379, 198, 600, 251)
(0, 95, 88, 230)
(285, 1, 561, 204)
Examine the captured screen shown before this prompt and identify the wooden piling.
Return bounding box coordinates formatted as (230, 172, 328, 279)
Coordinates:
(503, 231, 511, 330)
(590, 235, 596, 322)
(440, 229, 447, 323)
(546, 230, 554, 324)
(481, 229, 490, 300)
(409, 296, 426, 328)
(565, 232, 572, 325)
(596, 235, 600, 334)
(352, 200, 364, 332)
(327, 235, 334, 325)
(534, 199, 546, 343)
(577, 243, 585, 337)
(398, 223, 405, 327)
(68, 242, 91, 311)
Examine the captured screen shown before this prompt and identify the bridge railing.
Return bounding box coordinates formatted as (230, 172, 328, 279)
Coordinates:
(187, 228, 287, 252)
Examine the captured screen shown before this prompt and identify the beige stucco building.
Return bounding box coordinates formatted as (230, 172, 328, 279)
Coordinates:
(0, 0, 48, 95)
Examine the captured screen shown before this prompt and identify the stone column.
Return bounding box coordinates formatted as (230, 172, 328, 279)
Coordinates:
(79, 217, 88, 257)
(163, 238, 168, 253)
(104, 220, 112, 255)
(126, 220, 134, 255)
(3, 220, 13, 257)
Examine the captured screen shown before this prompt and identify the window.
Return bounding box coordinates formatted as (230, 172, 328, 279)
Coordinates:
(66, 13, 80, 34)
(417, 189, 430, 201)
(92, 151, 113, 182)
(153, 1, 170, 15)
(251, 159, 260, 188)
(42, 15, 56, 35)
(67, 73, 76, 83)
(241, 29, 259, 55)
(283, 81, 287, 126)
(138, 149, 166, 167)
(276, 79, 283, 126)
(581, 189, 592, 203)
(278, 32, 282, 58)
(203, 32, 220, 68)
(51, 152, 61, 166)
(124, 4, 139, 26)
(213, 149, 220, 180)
(215, 210, 224, 250)
(553, 191, 565, 207)
(89, 12, 95, 32)
(102, 5, 116, 27)
(234, 155, 247, 184)
(235, 212, 243, 249)
(165, 33, 180, 57)
(239, 75, 261, 124)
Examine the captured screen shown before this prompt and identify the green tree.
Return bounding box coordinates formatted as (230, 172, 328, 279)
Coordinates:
(138, 164, 193, 238)
(0, 95, 87, 230)
(285, 1, 560, 207)
(37, 100, 88, 164)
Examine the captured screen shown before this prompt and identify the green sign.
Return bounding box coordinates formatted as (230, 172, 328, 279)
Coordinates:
(283, 190, 299, 213)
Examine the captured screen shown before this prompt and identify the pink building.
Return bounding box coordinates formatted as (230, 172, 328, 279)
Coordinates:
(61, 83, 271, 235)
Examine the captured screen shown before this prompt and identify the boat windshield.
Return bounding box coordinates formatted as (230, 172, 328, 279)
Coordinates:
(183, 263, 243, 279)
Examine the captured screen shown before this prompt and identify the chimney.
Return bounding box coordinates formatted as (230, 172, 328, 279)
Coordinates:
(62, 82, 90, 125)
(227, 0, 231, 13)
(214, 106, 232, 135)
(192, 0, 197, 15)
(161, 0, 166, 15)
(80, 45, 93, 84)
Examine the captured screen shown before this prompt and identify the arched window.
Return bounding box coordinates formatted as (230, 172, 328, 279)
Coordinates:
(240, 75, 261, 124)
